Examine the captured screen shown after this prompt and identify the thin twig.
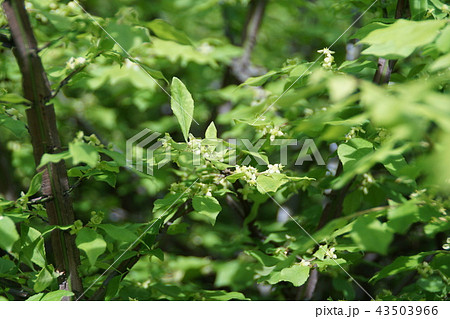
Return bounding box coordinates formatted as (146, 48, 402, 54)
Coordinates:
(49, 65, 87, 100)
(37, 36, 63, 52)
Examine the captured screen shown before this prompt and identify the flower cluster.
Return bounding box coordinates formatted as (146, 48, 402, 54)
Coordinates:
(187, 135, 202, 155)
(66, 57, 86, 70)
(213, 174, 229, 188)
(187, 134, 226, 162)
(160, 136, 172, 150)
(345, 126, 365, 141)
(360, 173, 375, 195)
(325, 246, 337, 259)
(259, 125, 284, 142)
(317, 48, 335, 69)
(373, 128, 389, 143)
(235, 165, 258, 186)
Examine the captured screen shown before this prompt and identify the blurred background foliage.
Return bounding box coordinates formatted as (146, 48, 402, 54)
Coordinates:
(0, 0, 449, 301)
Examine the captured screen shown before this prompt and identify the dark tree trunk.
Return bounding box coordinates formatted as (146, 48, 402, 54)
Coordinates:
(2, 0, 83, 297)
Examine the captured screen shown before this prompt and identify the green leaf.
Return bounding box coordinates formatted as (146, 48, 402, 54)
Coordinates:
(332, 277, 355, 300)
(327, 75, 358, 102)
(201, 290, 248, 301)
(170, 77, 195, 142)
(387, 201, 419, 234)
(105, 23, 150, 51)
(410, 0, 428, 20)
(167, 222, 189, 235)
(153, 193, 187, 215)
(429, 53, 450, 72)
(38, 151, 71, 168)
(21, 226, 46, 268)
(105, 275, 121, 301)
(192, 196, 222, 225)
(0, 93, 30, 104)
(26, 293, 45, 301)
(98, 149, 127, 167)
(256, 174, 288, 193)
(41, 290, 74, 301)
(137, 62, 169, 84)
(267, 264, 310, 287)
(351, 215, 393, 255)
(351, 22, 390, 40)
(205, 121, 217, 139)
(25, 172, 43, 197)
(0, 114, 27, 137)
(76, 228, 107, 266)
(246, 250, 281, 267)
(97, 224, 138, 243)
(436, 24, 450, 54)
(0, 216, 20, 252)
(147, 19, 192, 45)
(147, 248, 164, 261)
(34, 266, 55, 292)
(431, 253, 450, 278)
(381, 153, 409, 178)
(370, 252, 434, 283)
(337, 138, 373, 172)
(239, 70, 278, 87)
(26, 290, 74, 301)
(417, 275, 445, 293)
(360, 20, 446, 59)
(69, 142, 99, 167)
(0, 257, 15, 273)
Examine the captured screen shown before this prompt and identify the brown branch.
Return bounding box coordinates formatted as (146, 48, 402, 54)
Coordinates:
(240, 0, 268, 68)
(304, 267, 319, 300)
(37, 35, 63, 52)
(2, 0, 83, 297)
(223, 0, 268, 85)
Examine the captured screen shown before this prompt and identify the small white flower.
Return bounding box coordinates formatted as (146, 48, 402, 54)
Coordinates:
(68, 1, 78, 10)
(25, 1, 33, 10)
(66, 57, 86, 70)
(443, 237, 450, 250)
(318, 48, 335, 56)
(318, 48, 335, 70)
(299, 260, 311, 267)
(268, 127, 283, 141)
(197, 42, 214, 54)
(326, 247, 337, 259)
(264, 164, 283, 174)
